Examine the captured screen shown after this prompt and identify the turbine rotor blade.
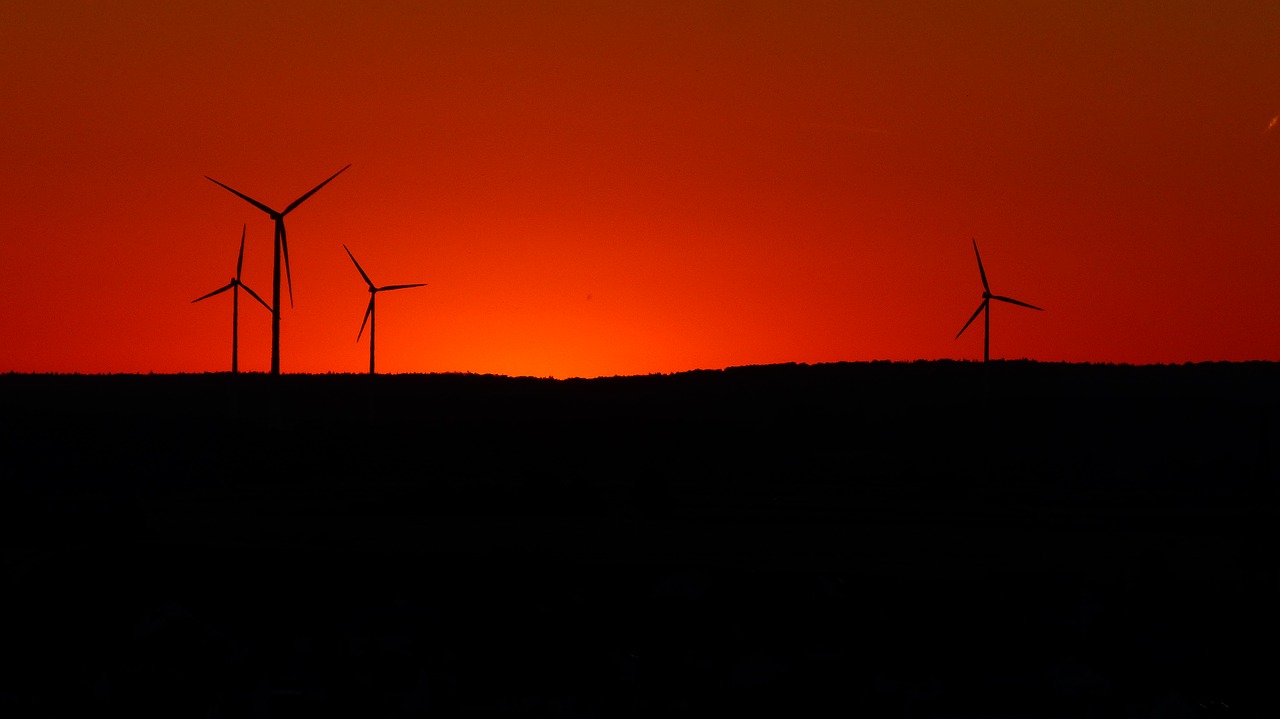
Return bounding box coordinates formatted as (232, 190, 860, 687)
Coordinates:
(357, 296, 374, 341)
(956, 298, 988, 338)
(239, 282, 273, 312)
(344, 244, 375, 288)
(279, 221, 294, 308)
(282, 164, 351, 216)
(991, 295, 1044, 311)
(236, 224, 246, 280)
(205, 176, 279, 217)
(972, 238, 989, 293)
(380, 283, 427, 292)
(192, 283, 234, 303)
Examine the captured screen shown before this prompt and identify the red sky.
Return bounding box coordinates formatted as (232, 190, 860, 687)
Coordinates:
(3, 1, 1279, 378)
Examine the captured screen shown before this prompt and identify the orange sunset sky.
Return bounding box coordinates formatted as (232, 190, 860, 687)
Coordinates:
(3, 1, 1279, 378)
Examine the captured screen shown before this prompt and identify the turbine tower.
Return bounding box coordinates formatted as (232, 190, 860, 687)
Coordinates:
(344, 244, 426, 375)
(192, 225, 272, 373)
(205, 164, 350, 375)
(956, 238, 1043, 362)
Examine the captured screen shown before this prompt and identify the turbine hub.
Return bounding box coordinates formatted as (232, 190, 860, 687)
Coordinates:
(982, 291, 991, 299)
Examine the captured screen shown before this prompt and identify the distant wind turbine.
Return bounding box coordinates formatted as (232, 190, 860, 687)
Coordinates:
(205, 164, 350, 375)
(192, 225, 272, 373)
(956, 238, 1043, 362)
(344, 244, 427, 375)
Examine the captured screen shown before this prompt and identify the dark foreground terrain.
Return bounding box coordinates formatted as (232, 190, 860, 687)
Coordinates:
(2, 360, 1277, 717)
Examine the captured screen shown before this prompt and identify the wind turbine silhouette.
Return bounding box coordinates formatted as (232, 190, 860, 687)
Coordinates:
(956, 238, 1043, 362)
(344, 244, 427, 375)
(192, 225, 272, 373)
(205, 164, 351, 375)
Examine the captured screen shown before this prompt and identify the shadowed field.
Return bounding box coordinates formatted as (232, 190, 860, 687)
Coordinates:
(2, 361, 1277, 716)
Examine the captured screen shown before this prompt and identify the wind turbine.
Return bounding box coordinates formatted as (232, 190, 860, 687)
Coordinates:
(344, 244, 426, 375)
(956, 238, 1043, 362)
(192, 225, 272, 373)
(205, 164, 350, 375)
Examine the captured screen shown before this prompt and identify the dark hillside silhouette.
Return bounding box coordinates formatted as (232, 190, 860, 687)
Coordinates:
(1, 361, 1276, 715)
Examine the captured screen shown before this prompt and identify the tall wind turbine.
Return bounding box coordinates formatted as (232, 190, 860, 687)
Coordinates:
(205, 164, 350, 375)
(956, 238, 1043, 362)
(344, 244, 426, 375)
(192, 225, 272, 373)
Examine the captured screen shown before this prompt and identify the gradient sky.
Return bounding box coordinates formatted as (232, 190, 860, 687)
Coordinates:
(3, 1, 1279, 378)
